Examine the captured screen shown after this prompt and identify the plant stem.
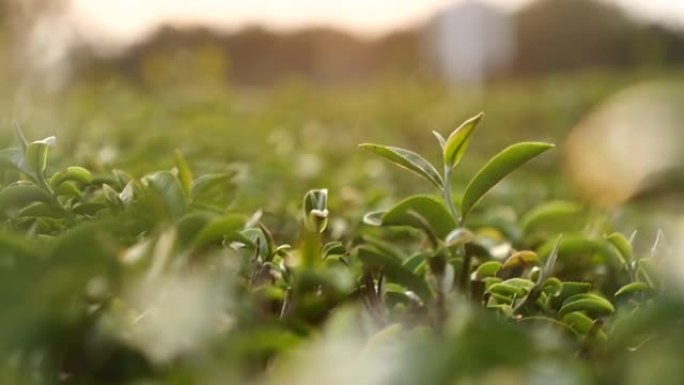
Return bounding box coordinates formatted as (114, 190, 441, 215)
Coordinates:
(442, 166, 459, 222)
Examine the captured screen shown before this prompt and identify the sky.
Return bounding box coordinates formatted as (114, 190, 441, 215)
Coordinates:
(68, 0, 684, 47)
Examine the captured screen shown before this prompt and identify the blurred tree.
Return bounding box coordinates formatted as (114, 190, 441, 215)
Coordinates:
(515, 0, 634, 73)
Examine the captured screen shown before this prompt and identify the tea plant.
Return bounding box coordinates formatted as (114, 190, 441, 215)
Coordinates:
(0, 117, 676, 385)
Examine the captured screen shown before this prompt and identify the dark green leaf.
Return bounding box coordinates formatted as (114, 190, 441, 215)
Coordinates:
(357, 245, 431, 300)
(380, 195, 456, 238)
(192, 214, 246, 249)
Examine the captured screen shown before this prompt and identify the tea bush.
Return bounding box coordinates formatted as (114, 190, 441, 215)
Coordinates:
(0, 114, 680, 385)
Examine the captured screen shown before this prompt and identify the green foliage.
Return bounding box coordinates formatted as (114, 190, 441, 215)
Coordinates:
(0, 112, 677, 385)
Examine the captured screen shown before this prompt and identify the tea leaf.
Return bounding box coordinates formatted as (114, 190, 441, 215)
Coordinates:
(615, 281, 653, 297)
(607, 232, 633, 263)
(0, 185, 52, 217)
(474, 261, 502, 279)
(192, 214, 246, 249)
(559, 293, 615, 317)
(174, 150, 194, 197)
(442, 112, 483, 169)
(502, 250, 539, 269)
(145, 171, 187, 219)
(26, 136, 56, 183)
(521, 200, 583, 233)
(380, 195, 456, 238)
(461, 142, 554, 220)
(359, 143, 443, 189)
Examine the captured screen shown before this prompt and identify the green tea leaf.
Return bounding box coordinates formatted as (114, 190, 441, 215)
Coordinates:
(474, 261, 502, 279)
(0, 147, 31, 177)
(357, 245, 430, 299)
(55, 181, 80, 197)
(562, 311, 593, 334)
(145, 171, 187, 219)
(0, 185, 52, 217)
(461, 142, 554, 220)
(606, 232, 633, 263)
(26, 136, 56, 182)
(615, 281, 653, 297)
(359, 143, 443, 189)
(192, 214, 246, 249)
(559, 293, 615, 317)
(64, 166, 93, 185)
(537, 235, 620, 265)
(303, 188, 329, 233)
(550, 281, 592, 310)
(191, 172, 237, 209)
(443, 112, 483, 169)
(520, 200, 583, 233)
(380, 195, 456, 238)
(174, 149, 194, 197)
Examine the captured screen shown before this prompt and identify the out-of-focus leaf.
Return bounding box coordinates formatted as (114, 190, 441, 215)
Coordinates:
(357, 245, 430, 300)
(145, 171, 187, 219)
(488, 278, 535, 297)
(0, 184, 52, 217)
(520, 200, 583, 233)
(18, 201, 63, 218)
(359, 143, 443, 189)
(606, 232, 633, 263)
(190, 172, 237, 209)
(174, 149, 194, 197)
(55, 181, 80, 197)
(559, 293, 615, 317)
(379, 195, 456, 238)
(562, 311, 607, 340)
(550, 281, 592, 309)
(615, 281, 654, 297)
(192, 214, 246, 249)
(502, 250, 539, 269)
(537, 235, 620, 265)
(0, 147, 30, 176)
(303, 188, 328, 233)
(445, 227, 475, 247)
(474, 261, 502, 279)
(461, 142, 554, 220)
(63, 166, 93, 185)
(26, 136, 56, 182)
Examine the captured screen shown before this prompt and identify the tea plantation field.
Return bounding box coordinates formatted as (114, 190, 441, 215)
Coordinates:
(1, 71, 683, 384)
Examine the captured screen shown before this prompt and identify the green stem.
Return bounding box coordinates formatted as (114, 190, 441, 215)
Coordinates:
(442, 166, 459, 222)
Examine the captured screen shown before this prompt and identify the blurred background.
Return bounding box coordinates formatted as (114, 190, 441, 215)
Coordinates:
(4, 2, 684, 384)
(1, 0, 684, 223)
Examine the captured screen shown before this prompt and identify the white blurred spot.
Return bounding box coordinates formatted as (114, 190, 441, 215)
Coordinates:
(296, 153, 323, 179)
(565, 81, 684, 207)
(119, 272, 229, 364)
